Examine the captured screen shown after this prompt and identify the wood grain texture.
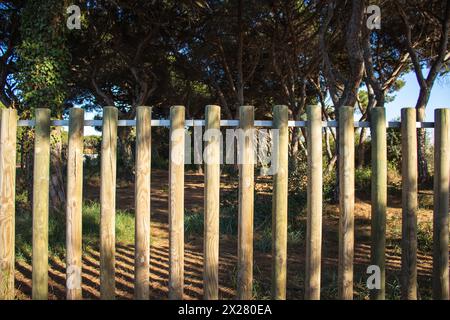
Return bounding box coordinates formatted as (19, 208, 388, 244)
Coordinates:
(305, 105, 323, 300)
(433, 108, 449, 300)
(237, 105, 255, 300)
(370, 107, 387, 300)
(338, 106, 355, 300)
(135, 106, 152, 300)
(401, 108, 418, 300)
(203, 105, 221, 300)
(100, 107, 118, 300)
(0, 109, 17, 300)
(169, 106, 185, 300)
(66, 108, 84, 300)
(271, 105, 288, 300)
(32, 109, 51, 300)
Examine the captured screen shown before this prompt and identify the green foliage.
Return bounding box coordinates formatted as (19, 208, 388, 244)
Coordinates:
(82, 201, 135, 246)
(323, 170, 337, 201)
(387, 127, 402, 171)
(254, 227, 272, 253)
(16, 0, 70, 113)
(417, 221, 433, 253)
(16, 198, 135, 261)
(84, 135, 102, 151)
(287, 155, 308, 203)
(355, 167, 372, 193)
(184, 211, 203, 240)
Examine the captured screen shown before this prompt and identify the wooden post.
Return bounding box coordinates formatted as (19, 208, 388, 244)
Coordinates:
(271, 105, 288, 300)
(0, 109, 17, 300)
(203, 105, 221, 300)
(305, 105, 323, 300)
(169, 105, 185, 300)
(32, 109, 51, 300)
(100, 106, 118, 300)
(237, 105, 255, 300)
(401, 108, 418, 300)
(66, 108, 84, 300)
(370, 107, 387, 300)
(433, 108, 449, 300)
(338, 106, 354, 300)
(135, 106, 152, 300)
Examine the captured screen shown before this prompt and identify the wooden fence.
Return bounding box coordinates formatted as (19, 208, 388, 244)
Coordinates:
(0, 105, 448, 300)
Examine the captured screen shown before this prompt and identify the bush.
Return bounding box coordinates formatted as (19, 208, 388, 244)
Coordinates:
(417, 221, 433, 253)
(387, 127, 401, 171)
(323, 170, 337, 201)
(355, 167, 372, 193)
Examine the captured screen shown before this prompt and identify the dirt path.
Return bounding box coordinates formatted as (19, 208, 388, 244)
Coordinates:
(14, 170, 437, 300)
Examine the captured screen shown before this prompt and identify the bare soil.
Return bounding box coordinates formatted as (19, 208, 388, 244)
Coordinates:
(14, 169, 439, 300)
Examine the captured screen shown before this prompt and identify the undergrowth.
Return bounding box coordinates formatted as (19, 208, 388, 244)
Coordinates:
(16, 196, 136, 262)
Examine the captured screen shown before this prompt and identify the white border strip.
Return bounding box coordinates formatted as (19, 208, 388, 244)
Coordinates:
(16, 119, 435, 128)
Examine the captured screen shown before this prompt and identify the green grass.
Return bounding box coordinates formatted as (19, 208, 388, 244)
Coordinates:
(82, 201, 135, 246)
(15, 200, 136, 262)
(252, 264, 271, 299)
(184, 183, 307, 253)
(184, 211, 203, 240)
(417, 220, 433, 253)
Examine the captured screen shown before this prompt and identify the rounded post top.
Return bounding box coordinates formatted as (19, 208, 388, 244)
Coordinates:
(69, 107, 84, 115)
(401, 107, 416, 116)
(306, 104, 320, 110)
(35, 108, 51, 115)
(371, 107, 385, 114)
(205, 105, 221, 118)
(435, 108, 450, 115)
(273, 105, 288, 114)
(136, 106, 152, 110)
(103, 106, 118, 116)
(339, 106, 355, 118)
(239, 105, 254, 114)
(239, 105, 254, 112)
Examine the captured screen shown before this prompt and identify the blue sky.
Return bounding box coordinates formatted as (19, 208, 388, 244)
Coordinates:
(385, 72, 450, 121)
(83, 71, 450, 136)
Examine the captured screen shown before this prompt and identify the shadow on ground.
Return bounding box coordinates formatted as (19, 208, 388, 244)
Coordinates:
(14, 170, 438, 300)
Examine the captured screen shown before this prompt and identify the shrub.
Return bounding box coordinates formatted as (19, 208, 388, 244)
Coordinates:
(387, 127, 401, 171)
(417, 221, 433, 253)
(355, 167, 372, 194)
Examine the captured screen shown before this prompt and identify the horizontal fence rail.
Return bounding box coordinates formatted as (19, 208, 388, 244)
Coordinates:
(0, 105, 449, 301)
(16, 119, 436, 128)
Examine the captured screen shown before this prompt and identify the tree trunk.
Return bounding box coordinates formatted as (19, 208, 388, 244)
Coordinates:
(49, 127, 66, 213)
(416, 104, 429, 184)
(236, 0, 244, 107)
(24, 130, 34, 206)
(356, 127, 367, 169)
(118, 126, 135, 179)
(290, 128, 300, 163)
(326, 154, 338, 174)
(324, 127, 333, 162)
(333, 111, 340, 203)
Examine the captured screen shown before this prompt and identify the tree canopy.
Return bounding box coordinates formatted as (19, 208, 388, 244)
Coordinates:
(1, 0, 448, 117)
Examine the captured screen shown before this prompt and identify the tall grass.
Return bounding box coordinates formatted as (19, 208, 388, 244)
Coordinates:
(16, 200, 135, 262)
